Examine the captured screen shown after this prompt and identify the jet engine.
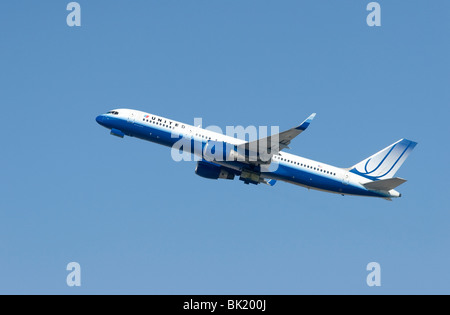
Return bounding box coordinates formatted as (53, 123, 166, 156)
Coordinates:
(195, 161, 235, 180)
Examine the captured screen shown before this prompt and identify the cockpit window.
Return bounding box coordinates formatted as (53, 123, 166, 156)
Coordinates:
(106, 111, 119, 115)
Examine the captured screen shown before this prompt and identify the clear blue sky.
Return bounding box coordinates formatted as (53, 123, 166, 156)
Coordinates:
(0, 0, 449, 294)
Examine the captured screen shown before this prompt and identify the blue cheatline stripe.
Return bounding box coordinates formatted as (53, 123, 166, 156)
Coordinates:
(270, 164, 383, 197)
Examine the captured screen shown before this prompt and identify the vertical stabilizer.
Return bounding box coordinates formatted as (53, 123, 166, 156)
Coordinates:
(350, 139, 417, 180)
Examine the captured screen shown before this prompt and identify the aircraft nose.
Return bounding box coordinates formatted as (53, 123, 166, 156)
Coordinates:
(96, 115, 104, 125)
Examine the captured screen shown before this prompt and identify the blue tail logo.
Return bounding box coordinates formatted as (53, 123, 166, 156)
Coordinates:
(350, 139, 417, 181)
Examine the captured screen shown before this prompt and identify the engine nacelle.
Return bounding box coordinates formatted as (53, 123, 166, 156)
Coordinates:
(110, 128, 125, 138)
(195, 161, 235, 180)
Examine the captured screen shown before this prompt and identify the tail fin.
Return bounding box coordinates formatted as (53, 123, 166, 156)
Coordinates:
(350, 139, 417, 180)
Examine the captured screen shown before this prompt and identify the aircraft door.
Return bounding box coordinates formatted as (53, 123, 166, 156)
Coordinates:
(128, 112, 136, 124)
(342, 172, 350, 185)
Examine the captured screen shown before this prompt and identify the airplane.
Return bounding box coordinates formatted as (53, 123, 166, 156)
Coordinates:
(96, 109, 417, 200)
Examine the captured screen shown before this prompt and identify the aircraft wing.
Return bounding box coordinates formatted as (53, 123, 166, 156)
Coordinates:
(237, 113, 316, 158)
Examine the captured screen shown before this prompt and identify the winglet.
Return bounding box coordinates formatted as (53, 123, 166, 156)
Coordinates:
(296, 113, 316, 131)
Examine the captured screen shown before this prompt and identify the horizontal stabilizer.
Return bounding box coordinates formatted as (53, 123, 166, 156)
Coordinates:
(363, 177, 407, 191)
